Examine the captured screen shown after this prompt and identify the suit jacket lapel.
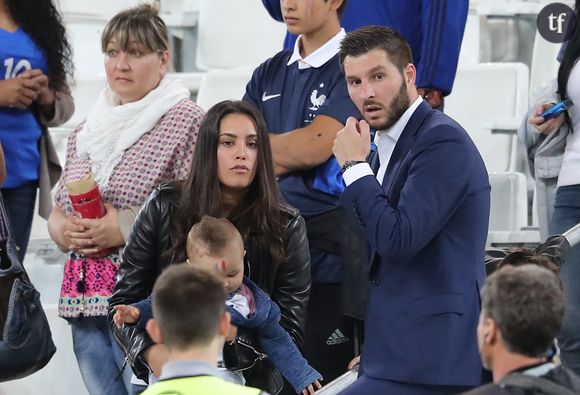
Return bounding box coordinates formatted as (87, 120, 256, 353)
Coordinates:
(368, 101, 432, 273)
(381, 101, 433, 193)
(369, 149, 380, 174)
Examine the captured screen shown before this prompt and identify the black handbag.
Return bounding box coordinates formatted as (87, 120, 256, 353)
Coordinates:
(0, 194, 56, 382)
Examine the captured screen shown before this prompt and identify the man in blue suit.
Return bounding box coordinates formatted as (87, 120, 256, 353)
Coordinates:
(332, 26, 490, 395)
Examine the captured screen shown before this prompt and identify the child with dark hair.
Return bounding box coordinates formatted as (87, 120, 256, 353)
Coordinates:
(114, 216, 322, 395)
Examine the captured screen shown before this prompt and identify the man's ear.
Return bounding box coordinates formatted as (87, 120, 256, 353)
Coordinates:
(483, 317, 499, 345)
(146, 318, 163, 344)
(218, 312, 231, 338)
(404, 63, 417, 87)
(330, 0, 344, 13)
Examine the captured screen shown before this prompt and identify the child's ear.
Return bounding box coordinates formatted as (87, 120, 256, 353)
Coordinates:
(146, 319, 163, 344)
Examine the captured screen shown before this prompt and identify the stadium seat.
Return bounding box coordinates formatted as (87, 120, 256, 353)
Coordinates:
(446, 62, 529, 173)
(488, 172, 540, 245)
(529, 29, 561, 105)
(195, 66, 254, 111)
(195, 0, 286, 70)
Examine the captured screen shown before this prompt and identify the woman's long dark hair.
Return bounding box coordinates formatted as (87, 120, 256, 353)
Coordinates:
(557, 0, 580, 132)
(171, 101, 286, 264)
(6, 0, 73, 90)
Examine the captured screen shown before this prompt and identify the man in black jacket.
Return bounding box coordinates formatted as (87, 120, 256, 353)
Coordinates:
(462, 265, 580, 395)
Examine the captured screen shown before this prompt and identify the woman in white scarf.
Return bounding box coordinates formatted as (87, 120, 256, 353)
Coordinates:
(47, 5, 203, 395)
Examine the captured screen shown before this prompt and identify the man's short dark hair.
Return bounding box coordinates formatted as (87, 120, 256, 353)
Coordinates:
(152, 264, 226, 349)
(339, 25, 413, 72)
(481, 265, 564, 358)
(187, 216, 242, 257)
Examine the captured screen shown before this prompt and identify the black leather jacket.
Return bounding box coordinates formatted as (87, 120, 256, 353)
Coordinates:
(108, 182, 311, 383)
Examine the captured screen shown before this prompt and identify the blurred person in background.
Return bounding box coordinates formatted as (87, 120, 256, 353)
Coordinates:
(0, 143, 5, 186)
(0, 0, 74, 262)
(521, 0, 580, 376)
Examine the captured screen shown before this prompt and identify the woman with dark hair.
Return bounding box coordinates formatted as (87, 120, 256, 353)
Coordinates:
(0, 0, 74, 261)
(522, 0, 580, 376)
(47, 4, 203, 395)
(109, 100, 311, 395)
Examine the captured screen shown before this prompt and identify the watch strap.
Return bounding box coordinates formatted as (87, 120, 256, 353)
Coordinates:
(341, 160, 366, 173)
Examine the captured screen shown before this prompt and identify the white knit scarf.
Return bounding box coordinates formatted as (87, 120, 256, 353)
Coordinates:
(76, 77, 190, 189)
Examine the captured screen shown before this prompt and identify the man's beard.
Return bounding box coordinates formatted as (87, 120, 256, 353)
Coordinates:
(366, 81, 410, 131)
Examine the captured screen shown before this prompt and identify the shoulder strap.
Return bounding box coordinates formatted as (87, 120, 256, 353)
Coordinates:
(500, 372, 577, 395)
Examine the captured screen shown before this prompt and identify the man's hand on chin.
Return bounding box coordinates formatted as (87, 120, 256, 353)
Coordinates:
(333, 117, 371, 167)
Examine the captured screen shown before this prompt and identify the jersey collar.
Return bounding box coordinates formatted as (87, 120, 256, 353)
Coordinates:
(287, 28, 346, 70)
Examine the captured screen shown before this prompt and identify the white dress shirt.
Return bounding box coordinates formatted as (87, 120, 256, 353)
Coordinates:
(343, 96, 423, 186)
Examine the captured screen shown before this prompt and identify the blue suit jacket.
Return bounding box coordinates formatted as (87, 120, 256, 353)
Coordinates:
(340, 101, 490, 386)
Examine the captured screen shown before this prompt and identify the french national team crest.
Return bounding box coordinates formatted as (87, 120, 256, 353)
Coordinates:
(309, 83, 327, 111)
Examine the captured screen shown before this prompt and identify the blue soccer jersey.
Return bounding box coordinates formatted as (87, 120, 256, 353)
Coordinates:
(243, 35, 359, 217)
(0, 28, 48, 188)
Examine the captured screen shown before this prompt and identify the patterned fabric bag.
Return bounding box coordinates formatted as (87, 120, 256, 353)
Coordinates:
(0, 193, 56, 381)
(59, 253, 120, 318)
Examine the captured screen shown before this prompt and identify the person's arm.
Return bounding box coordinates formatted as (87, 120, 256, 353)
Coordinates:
(117, 205, 143, 244)
(0, 143, 5, 186)
(47, 205, 84, 252)
(518, 79, 562, 148)
(270, 212, 311, 346)
(0, 75, 40, 109)
(64, 204, 125, 256)
(254, 298, 322, 394)
(36, 78, 75, 127)
(47, 127, 84, 252)
(131, 297, 153, 330)
(334, 119, 475, 261)
(516, 79, 564, 180)
(416, 0, 469, 96)
(108, 188, 168, 380)
(243, 62, 333, 175)
(270, 115, 344, 175)
(267, 72, 359, 176)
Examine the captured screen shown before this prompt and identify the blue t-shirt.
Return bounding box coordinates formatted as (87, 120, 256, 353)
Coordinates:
(0, 28, 48, 188)
(243, 50, 359, 218)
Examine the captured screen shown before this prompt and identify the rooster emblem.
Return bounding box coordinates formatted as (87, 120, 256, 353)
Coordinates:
(309, 89, 326, 110)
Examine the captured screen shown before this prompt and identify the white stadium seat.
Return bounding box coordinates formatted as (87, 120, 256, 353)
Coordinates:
(487, 172, 540, 245)
(195, 0, 286, 70)
(195, 66, 254, 111)
(446, 62, 529, 173)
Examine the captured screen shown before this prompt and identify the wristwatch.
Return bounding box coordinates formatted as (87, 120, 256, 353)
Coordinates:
(341, 160, 366, 173)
